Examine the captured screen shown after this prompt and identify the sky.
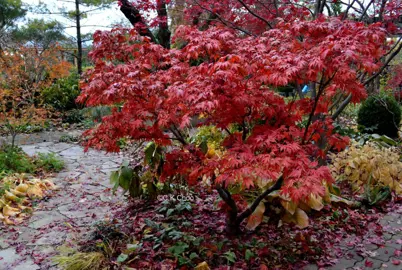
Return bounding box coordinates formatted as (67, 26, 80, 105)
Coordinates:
(22, 0, 125, 40)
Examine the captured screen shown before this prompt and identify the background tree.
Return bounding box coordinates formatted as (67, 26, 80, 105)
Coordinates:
(0, 40, 71, 147)
(0, 0, 26, 50)
(11, 18, 66, 49)
(32, 0, 115, 74)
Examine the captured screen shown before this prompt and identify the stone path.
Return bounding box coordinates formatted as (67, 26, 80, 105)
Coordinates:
(306, 207, 402, 270)
(0, 141, 124, 270)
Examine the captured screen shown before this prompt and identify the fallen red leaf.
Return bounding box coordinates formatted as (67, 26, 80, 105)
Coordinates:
(392, 259, 401, 265)
(365, 259, 373, 267)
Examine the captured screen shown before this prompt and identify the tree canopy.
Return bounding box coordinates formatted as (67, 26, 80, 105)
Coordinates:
(77, 0, 398, 232)
(0, 0, 25, 30)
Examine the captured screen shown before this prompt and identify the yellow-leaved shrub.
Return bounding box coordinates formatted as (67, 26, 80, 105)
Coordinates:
(330, 142, 402, 194)
(0, 174, 58, 225)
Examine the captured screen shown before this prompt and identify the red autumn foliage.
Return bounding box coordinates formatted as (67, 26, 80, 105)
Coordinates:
(79, 1, 390, 231)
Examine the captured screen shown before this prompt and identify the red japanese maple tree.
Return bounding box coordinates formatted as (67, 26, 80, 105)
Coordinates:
(79, 0, 393, 233)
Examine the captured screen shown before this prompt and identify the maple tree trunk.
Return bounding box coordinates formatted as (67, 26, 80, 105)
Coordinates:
(156, 0, 171, 49)
(217, 176, 284, 234)
(120, 0, 157, 43)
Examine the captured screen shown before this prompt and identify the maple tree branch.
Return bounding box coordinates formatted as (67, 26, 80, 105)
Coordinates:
(302, 77, 325, 144)
(378, 0, 388, 21)
(119, 0, 157, 44)
(217, 186, 238, 214)
(331, 93, 352, 120)
(354, 0, 367, 11)
(364, 40, 402, 86)
(339, 1, 362, 14)
(342, 0, 357, 20)
(328, 93, 343, 112)
(255, 0, 278, 16)
(236, 0, 273, 29)
(193, 0, 255, 36)
(383, 37, 402, 58)
(236, 175, 283, 225)
(303, 71, 337, 144)
(314, 0, 326, 18)
(324, 3, 332, 16)
(169, 125, 187, 145)
(358, 0, 375, 21)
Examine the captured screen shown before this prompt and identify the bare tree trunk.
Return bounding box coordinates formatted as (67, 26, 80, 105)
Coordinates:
(75, 0, 83, 75)
(11, 132, 17, 149)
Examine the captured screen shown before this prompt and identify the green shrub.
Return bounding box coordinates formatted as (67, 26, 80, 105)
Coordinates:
(0, 145, 64, 178)
(0, 145, 34, 175)
(34, 153, 64, 172)
(357, 94, 401, 138)
(62, 109, 85, 124)
(42, 71, 80, 111)
(59, 134, 80, 143)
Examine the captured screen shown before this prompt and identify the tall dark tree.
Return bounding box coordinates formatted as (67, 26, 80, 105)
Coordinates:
(66, 0, 115, 74)
(32, 0, 114, 75)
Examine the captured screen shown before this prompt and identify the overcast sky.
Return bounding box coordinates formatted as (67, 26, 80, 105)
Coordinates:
(22, 0, 125, 39)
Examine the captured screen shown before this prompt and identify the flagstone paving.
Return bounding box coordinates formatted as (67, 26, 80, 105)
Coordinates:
(0, 139, 124, 270)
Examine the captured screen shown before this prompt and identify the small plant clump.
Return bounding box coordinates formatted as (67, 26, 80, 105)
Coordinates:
(357, 94, 401, 138)
(0, 145, 64, 176)
(0, 174, 58, 225)
(0, 145, 35, 174)
(34, 152, 65, 172)
(330, 141, 402, 195)
(53, 251, 107, 270)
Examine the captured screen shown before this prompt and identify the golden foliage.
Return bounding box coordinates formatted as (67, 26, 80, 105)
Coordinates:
(245, 202, 265, 230)
(330, 142, 402, 194)
(0, 174, 58, 225)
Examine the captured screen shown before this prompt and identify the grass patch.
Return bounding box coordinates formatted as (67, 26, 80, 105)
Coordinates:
(34, 152, 64, 172)
(0, 145, 64, 178)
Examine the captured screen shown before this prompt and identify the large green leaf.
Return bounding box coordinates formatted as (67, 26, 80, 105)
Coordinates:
(110, 171, 120, 193)
(119, 166, 133, 191)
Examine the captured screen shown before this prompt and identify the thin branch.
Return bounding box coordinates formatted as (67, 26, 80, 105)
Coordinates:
(331, 93, 352, 120)
(194, 0, 255, 36)
(364, 41, 402, 86)
(342, 0, 357, 20)
(358, 0, 375, 21)
(383, 37, 402, 58)
(328, 93, 343, 112)
(236, 0, 273, 29)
